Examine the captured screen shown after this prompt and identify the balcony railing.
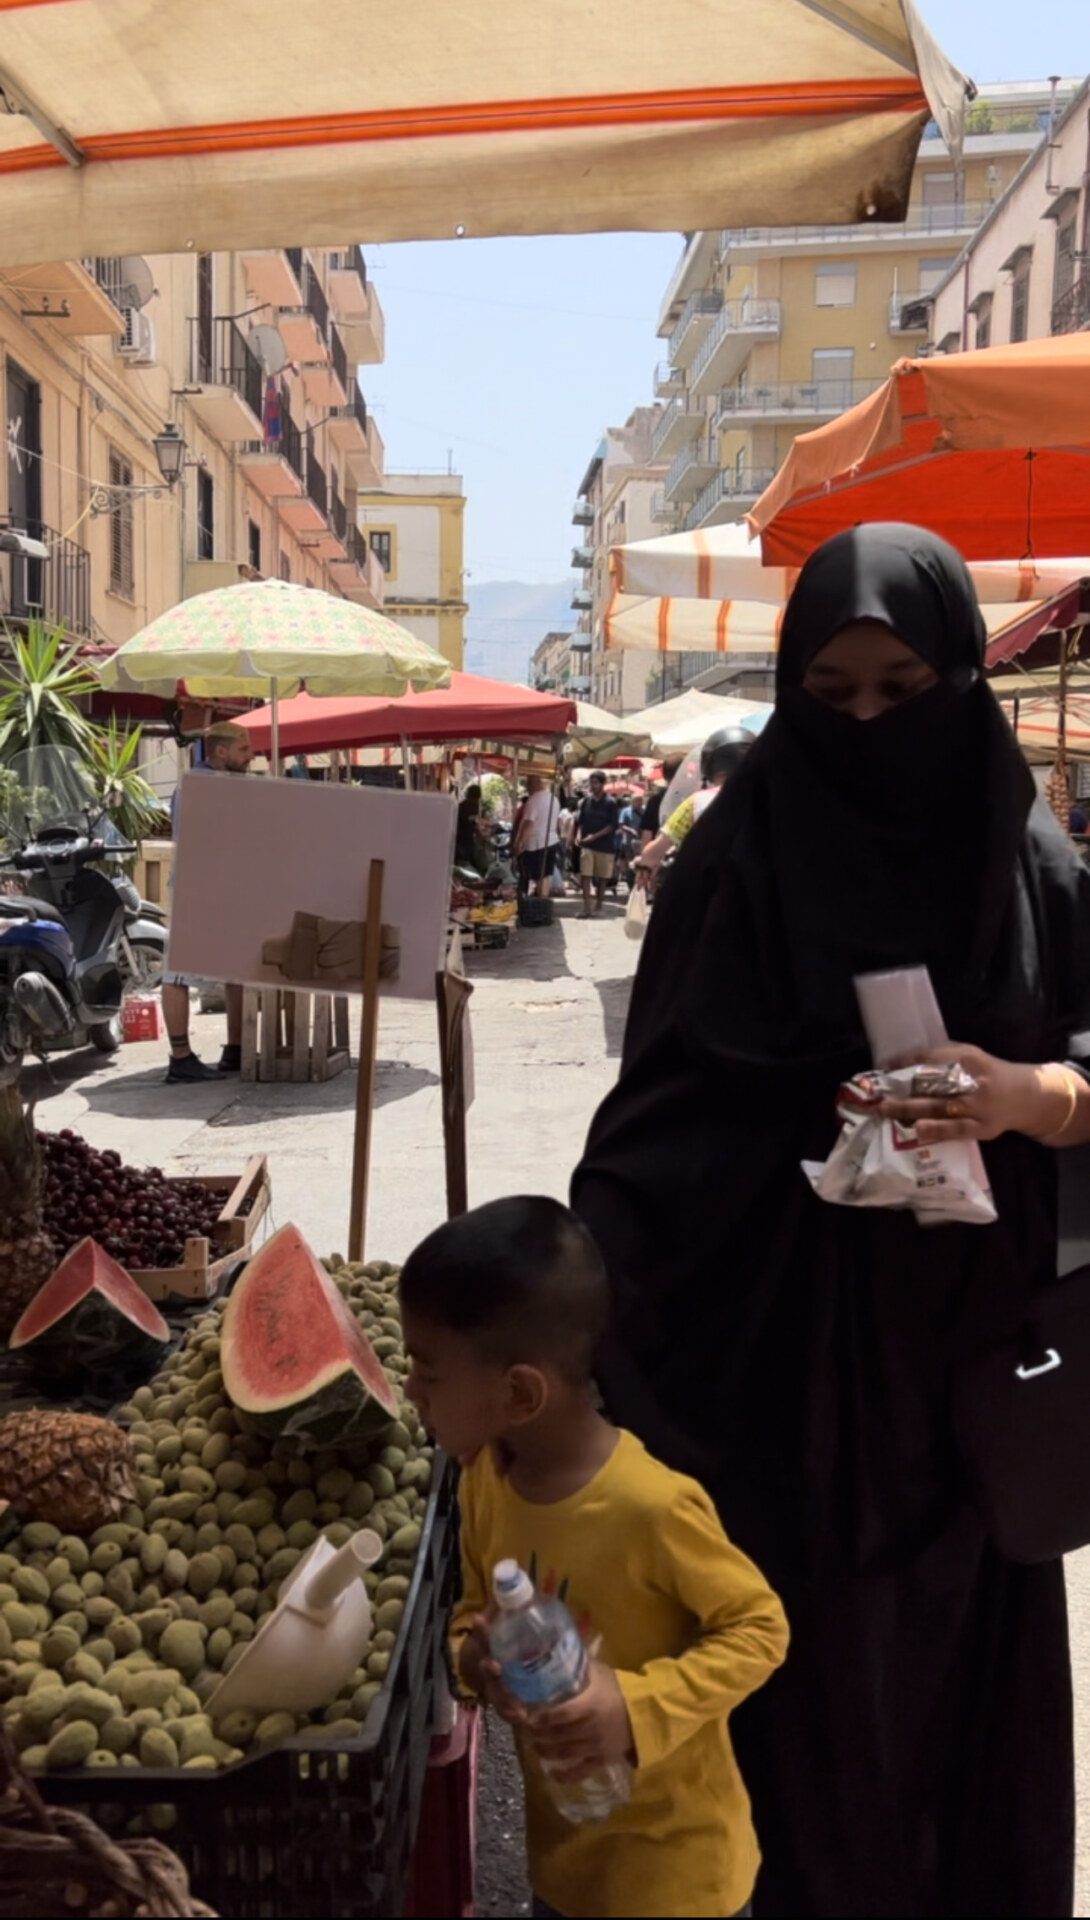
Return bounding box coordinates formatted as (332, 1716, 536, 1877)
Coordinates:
(348, 525, 369, 571)
(721, 202, 993, 249)
(189, 317, 263, 419)
(684, 468, 775, 531)
(571, 545, 594, 570)
(667, 289, 723, 366)
(1052, 278, 1090, 336)
(571, 588, 593, 611)
(654, 360, 687, 395)
(306, 449, 327, 515)
(651, 490, 680, 523)
(690, 298, 782, 387)
(80, 257, 128, 309)
(572, 500, 594, 526)
(330, 245, 368, 293)
(889, 290, 930, 330)
(286, 247, 304, 281)
(0, 516, 92, 638)
(666, 436, 719, 497)
(330, 322, 348, 392)
(329, 483, 347, 543)
(716, 378, 883, 421)
(280, 407, 303, 481)
(651, 396, 705, 459)
(302, 261, 329, 339)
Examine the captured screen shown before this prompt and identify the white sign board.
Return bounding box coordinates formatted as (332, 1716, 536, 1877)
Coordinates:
(167, 774, 455, 1001)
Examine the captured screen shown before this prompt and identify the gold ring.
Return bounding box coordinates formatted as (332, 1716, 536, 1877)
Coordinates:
(945, 1099, 965, 1119)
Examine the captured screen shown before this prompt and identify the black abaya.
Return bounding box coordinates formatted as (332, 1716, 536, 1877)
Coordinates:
(572, 527, 1088, 1918)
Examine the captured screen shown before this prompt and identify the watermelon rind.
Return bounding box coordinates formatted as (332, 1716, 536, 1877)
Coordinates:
(221, 1223, 399, 1450)
(9, 1237, 170, 1386)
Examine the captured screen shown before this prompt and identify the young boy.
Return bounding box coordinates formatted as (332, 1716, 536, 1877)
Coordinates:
(400, 1196, 788, 1920)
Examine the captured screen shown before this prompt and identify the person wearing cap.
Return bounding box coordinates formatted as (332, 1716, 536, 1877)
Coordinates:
(163, 722, 252, 1083)
(575, 772, 620, 917)
(635, 728, 753, 890)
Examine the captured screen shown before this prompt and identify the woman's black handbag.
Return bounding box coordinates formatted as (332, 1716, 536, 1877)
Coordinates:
(953, 1263, 1090, 1561)
(953, 1144, 1090, 1562)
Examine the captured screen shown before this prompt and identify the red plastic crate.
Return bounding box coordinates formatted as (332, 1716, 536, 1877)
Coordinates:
(403, 1706, 480, 1919)
(121, 996, 164, 1042)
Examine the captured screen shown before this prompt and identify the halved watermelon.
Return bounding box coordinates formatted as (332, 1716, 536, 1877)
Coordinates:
(221, 1224, 399, 1448)
(10, 1238, 170, 1384)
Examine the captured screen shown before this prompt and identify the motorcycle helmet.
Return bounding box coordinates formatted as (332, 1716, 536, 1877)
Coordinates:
(700, 726, 754, 784)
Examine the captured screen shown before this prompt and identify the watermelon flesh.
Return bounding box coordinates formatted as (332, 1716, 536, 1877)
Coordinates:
(9, 1238, 170, 1384)
(221, 1223, 399, 1448)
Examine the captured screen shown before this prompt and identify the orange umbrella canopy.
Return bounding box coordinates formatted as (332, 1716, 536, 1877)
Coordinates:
(749, 335, 1090, 567)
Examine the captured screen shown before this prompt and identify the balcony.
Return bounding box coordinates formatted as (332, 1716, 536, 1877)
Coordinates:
(345, 414, 385, 491)
(278, 446, 329, 537)
(571, 545, 594, 570)
(654, 361, 687, 398)
(667, 290, 724, 370)
(184, 559, 263, 599)
(664, 436, 720, 502)
(651, 397, 706, 461)
(278, 262, 331, 363)
(571, 588, 593, 612)
(889, 290, 931, 331)
(303, 320, 349, 408)
(6, 259, 126, 336)
(241, 247, 303, 310)
(0, 516, 91, 637)
(328, 388, 369, 459)
(715, 378, 884, 424)
(569, 675, 592, 697)
(187, 318, 264, 440)
(329, 525, 385, 608)
(327, 248, 386, 364)
(239, 408, 305, 501)
(1052, 278, 1090, 335)
(569, 632, 592, 654)
(572, 500, 594, 526)
(684, 468, 775, 531)
(721, 202, 993, 258)
(689, 299, 782, 396)
(651, 489, 681, 525)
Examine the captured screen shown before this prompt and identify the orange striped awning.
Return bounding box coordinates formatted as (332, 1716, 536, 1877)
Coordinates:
(0, 0, 968, 263)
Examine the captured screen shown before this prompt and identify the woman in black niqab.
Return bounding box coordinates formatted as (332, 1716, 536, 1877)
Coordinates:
(573, 525, 1090, 1917)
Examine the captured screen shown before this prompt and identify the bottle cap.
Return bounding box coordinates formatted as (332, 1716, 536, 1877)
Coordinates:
(492, 1558, 534, 1610)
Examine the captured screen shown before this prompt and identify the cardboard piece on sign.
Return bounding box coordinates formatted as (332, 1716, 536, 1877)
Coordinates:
(436, 929, 474, 1219)
(167, 774, 455, 1001)
(262, 913, 400, 985)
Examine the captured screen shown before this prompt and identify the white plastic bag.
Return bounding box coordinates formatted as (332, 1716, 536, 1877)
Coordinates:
(802, 1065, 997, 1226)
(624, 884, 648, 941)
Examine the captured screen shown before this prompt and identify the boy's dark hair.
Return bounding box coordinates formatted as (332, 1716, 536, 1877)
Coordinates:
(399, 1196, 609, 1385)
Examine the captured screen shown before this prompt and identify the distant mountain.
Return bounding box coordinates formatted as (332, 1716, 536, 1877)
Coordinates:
(464, 579, 573, 685)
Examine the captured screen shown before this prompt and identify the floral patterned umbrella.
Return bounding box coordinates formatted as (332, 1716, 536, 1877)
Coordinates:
(97, 579, 451, 770)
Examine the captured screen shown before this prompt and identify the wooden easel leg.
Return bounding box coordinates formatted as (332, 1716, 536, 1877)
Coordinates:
(348, 858, 385, 1263)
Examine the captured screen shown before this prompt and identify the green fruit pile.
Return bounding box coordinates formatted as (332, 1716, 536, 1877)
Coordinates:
(0, 1258, 432, 1773)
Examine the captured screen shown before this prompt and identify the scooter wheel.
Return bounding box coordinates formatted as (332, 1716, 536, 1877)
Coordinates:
(90, 1015, 123, 1054)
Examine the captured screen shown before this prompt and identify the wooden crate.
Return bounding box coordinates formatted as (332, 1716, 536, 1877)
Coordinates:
(241, 987, 351, 1083)
(129, 1155, 270, 1304)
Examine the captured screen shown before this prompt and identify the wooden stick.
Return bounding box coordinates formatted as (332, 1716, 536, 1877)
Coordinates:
(348, 858, 385, 1263)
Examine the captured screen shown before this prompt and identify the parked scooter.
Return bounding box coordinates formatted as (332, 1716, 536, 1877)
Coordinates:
(0, 747, 168, 1082)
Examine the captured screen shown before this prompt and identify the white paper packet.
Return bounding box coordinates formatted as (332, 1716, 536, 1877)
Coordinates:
(802, 1065, 997, 1226)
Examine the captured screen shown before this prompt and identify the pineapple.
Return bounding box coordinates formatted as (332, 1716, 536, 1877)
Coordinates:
(0, 1084, 54, 1336)
(0, 1411, 136, 1533)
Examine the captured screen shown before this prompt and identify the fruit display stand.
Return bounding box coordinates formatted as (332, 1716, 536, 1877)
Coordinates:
(128, 1160, 271, 1304)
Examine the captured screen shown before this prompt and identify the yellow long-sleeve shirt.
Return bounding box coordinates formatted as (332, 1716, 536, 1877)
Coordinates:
(452, 1431, 788, 1919)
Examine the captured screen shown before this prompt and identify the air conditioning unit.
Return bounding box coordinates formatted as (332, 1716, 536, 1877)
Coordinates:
(115, 308, 156, 365)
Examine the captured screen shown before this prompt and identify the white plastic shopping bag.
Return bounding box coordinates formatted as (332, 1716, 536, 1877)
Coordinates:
(624, 884, 648, 941)
(802, 1064, 997, 1225)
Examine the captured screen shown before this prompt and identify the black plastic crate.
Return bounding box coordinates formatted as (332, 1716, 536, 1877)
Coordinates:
(35, 1455, 460, 1919)
(518, 895, 554, 928)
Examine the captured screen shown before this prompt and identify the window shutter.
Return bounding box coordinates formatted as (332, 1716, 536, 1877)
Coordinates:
(108, 449, 134, 596)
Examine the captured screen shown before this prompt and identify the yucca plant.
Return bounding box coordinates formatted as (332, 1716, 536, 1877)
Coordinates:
(0, 619, 98, 760)
(87, 717, 164, 849)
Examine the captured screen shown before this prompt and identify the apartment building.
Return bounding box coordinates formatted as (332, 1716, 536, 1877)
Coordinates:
(570, 407, 674, 715)
(647, 79, 1078, 544)
(355, 472, 467, 670)
(530, 630, 575, 694)
(0, 244, 387, 673)
(929, 77, 1090, 351)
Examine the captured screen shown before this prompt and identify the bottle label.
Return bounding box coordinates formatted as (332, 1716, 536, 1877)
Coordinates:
(500, 1623, 587, 1706)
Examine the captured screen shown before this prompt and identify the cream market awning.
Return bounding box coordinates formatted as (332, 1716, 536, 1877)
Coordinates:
(0, 1, 968, 265)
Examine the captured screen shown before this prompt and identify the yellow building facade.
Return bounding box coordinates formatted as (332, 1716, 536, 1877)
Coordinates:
(356, 473, 467, 671)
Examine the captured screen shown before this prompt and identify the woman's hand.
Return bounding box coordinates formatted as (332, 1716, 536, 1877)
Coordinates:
(875, 1044, 1069, 1144)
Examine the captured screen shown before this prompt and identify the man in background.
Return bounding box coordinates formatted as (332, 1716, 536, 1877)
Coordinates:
(163, 721, 252, 1084)
(514, 774, 561, 900)
(576, 771, 619, 917)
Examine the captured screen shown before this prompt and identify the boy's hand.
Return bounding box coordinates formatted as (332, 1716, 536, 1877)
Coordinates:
(458, 1614, 528, 1727)
(530, 1662, 634, 1780)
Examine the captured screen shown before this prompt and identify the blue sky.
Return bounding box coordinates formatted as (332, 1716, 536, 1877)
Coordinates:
(362, 1, 1088, 590)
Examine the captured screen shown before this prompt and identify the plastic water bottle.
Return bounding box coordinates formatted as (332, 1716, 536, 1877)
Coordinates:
(489, 1559, 632, 1824)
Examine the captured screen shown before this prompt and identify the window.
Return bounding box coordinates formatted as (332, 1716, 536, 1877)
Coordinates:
(108, 448, 134, 598)
(369, 529, 393, 575)
(919, 255, 956, 292)
(922, 172, 957, 217)
(197, 469, 214, 561)
(976, 309, 991, 351)
(196, 253, 213, 381)
(279, 551, 291, 583)
(815, 261, 856, 307)
(812, 347, 855, 408)
(1054, 219, 1077, 306)
(248, 519, 261, 572)
(1010, 267, 1030, 343)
